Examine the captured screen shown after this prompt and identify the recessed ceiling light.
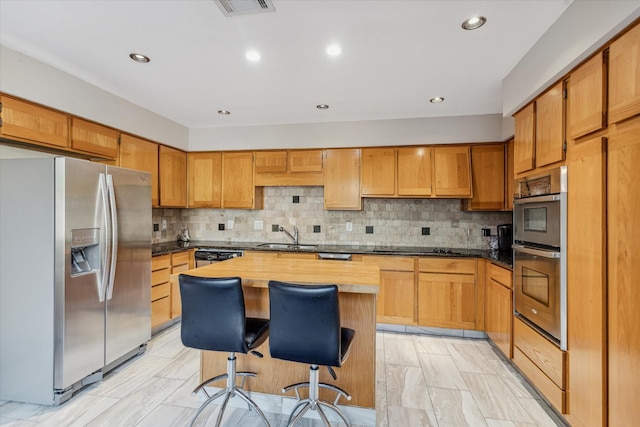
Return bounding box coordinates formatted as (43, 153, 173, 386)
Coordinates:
(316, 104, 330, 110)
(246, 50, 261, 62)
(462, 16, 486, 30)
(430, 97, 445, 104)
(326, 44, 342, 56)
(129, 53, 150, 63)
(218, 110, 231, 115)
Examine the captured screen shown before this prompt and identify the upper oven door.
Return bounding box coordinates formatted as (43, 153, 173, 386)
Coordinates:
(513, 194, 561, 248)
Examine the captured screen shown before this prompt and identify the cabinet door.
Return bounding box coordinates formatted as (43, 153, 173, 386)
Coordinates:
(377, 271, 415, 324)
(71, 117, 119, 159)
(158, 145, 187, 207)
(567, 53, 606, 140)
(361, 147, 395, 196)
(433, 146, 472, 197)
(255, 151, 287, 173)
(514, 103, 536, 174)
(466, 144, 505, 210)
(188, 152, 222, 208)
(222, 152, 256, 209)
(608, 117, 640, 427)
(397, 147, 432, 196)
(485, 278, 513, 359)
(566, 135, 606, 427)
(0, 94, 69, 148)
(535, 82, 565, 168)
(505, 139, 514, 210)
(418, 272, 476, 329)
(609, 23, 640, 124)
(120, 134, 159, 206)
(323, 149, 362, 210)
(289, 149, 323, 172)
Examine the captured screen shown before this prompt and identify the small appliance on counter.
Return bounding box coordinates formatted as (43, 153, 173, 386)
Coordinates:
(497, 224, 512, 252)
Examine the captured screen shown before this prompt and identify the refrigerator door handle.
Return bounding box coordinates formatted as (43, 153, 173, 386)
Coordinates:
(106, 174, 118, 300)
(98, 173, 109, 302)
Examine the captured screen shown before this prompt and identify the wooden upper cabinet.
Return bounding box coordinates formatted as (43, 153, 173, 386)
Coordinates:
(70, 117, 119, 159)
(119, 134, 159, 206)
(505, 138, 514, 210)
(323, 148, 362, 210)
(0, 94, 69, 148)
(397, 146, 432, 196)
(158, 145, 187, 207)
(255, 151, 287, 173)
(188, 152, 222, 208)
(464, 144, 505, 211)
(535, 81, 565, 168)
(609, 22, 640, 124)
(514, 103, 536, 174)
(567, 52, 606, 140)
(289, 149, 323, 172)
(222, 151, 262, 209)
(433, 146, 472, 197)
(361, 147, 396, 196)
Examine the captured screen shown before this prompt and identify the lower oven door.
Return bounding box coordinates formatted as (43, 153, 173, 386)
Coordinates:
(513, 244, 561, 343)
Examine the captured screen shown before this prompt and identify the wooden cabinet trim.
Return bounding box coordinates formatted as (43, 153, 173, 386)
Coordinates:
(418, 257, 476, 274)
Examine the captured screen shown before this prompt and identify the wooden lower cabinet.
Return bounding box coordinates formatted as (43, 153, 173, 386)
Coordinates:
(484, 262, 513, 359)
(151, 250, 193, 328)
(361, 255, 415, 324)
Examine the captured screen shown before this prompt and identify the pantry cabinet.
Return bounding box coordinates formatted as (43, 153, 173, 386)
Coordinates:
(323, 148, 362, 210)
(158, 145, 187, 207)
(188, 152, 222, 208)
(609, 22, 640, 124)
(567, 52, 606, 140)
(484, 262, 513, 358)
(222, 152, 262, 209)
(361, 255, 415, 324)
(119, 134, 159, 206)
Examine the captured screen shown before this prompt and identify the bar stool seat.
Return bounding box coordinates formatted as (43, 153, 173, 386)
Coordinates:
(180, 275, 270, 427)
(268, 280, 355, 426)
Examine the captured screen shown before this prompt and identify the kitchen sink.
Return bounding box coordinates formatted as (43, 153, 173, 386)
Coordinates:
(257, 243, 317, 251)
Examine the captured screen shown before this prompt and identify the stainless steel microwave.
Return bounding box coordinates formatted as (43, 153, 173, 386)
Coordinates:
(514, 195, 561, 248)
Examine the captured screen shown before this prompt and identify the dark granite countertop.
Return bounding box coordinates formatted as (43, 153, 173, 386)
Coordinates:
(153, 240, 513, 269)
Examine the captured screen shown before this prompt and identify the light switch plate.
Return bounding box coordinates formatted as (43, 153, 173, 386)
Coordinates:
(161, 219, 167, 230)
(227, 219, 234, 230)
(346, 222, 353, 232)
(254, 220, 264, 230)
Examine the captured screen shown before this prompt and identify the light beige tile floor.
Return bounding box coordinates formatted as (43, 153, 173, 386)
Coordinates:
(0, 325, 566, 426)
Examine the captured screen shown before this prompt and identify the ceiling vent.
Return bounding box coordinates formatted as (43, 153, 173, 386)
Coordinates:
(214, 0, 275, 17)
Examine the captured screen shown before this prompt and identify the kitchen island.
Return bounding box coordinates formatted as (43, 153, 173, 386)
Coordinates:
(172, 256, 380, 409)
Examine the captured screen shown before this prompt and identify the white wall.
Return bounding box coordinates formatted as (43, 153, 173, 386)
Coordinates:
(503, 1, 640, 116)
(0, 46, 189, 150)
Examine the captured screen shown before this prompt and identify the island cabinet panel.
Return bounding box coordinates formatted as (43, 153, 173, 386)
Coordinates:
(188, 152, 222, 208)
(432, 146, 472, 197)
(567, 52, 606, 140)
(119, 134, 159, 206)
(463, 144, 505, 211)
(158, 145, 187, 207)
(361, 147, 396, 196)
(397, 146, 432, 196)
(566, 135, 606, 427)
(535, 81, 565, 168)
(484, 262, 513, 359)
(361, 255, 415, 324)
(514, 102, 536, 174)
(609, 22, 640, 124)
(0, 94, 69, 148)
(418, 257, 477, 330)
(222, 152, 263, 209)
(70, 117, 119, 159)
(607, 116, 640, 427)
(323, 148, 362, 210)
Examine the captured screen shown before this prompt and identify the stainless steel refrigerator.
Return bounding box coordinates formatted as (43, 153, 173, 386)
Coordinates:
(0, 156, 151, 405)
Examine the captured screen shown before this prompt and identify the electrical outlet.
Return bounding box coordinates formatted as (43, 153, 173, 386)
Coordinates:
(161, 219, 167, 230)
(346, 222, 353, 232)
(482, 228, 491, 237)
(254, 220, 264, 230)
(227, 219, 234, 230)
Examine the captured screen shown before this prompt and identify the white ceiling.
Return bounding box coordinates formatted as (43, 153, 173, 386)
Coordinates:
(0, 0, 573, 129)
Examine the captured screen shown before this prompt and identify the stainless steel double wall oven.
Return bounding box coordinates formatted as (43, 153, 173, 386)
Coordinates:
(513, 166, 567, 350)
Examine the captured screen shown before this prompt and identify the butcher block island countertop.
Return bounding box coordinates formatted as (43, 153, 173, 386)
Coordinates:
(172, 257, 380, 409)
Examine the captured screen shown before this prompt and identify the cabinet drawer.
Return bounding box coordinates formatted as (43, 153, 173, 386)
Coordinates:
(171, 250, 190, 267)
(488, 263, 512, 289)
(419, 257, 476, 274)
(151, 268, 170, 286)
(172, 263, 190, 274)
(151, 282, 170, 301)
(152, 254, 171, 271)
(514, 347, 565, 413)
(361, 255, 414, 272)
(151, 296, 171, 328)
(514, 317, 565, 388)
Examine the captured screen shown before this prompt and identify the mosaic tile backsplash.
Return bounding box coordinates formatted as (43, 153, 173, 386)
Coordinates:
(152, 187, 511, 250)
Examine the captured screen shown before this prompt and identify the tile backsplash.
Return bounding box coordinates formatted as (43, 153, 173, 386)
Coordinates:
(152, 187, 511, 250)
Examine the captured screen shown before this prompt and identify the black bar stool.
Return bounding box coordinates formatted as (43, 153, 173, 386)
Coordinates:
(268, 280, 355, 426)
(179, 275, 270, 427)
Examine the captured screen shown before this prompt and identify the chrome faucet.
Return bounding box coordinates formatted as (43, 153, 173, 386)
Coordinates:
(279, 226, 298, 245)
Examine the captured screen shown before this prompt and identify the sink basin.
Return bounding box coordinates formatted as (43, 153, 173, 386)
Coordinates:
(257, 243, 317, 251)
